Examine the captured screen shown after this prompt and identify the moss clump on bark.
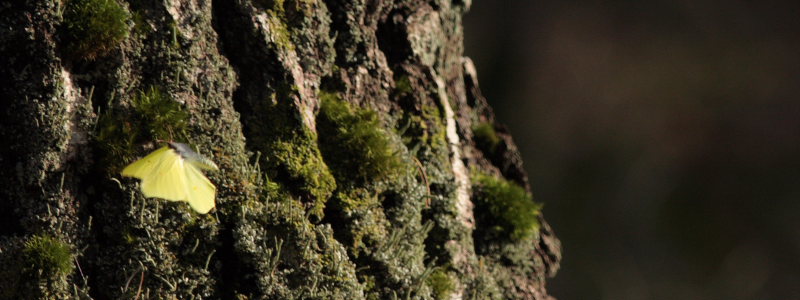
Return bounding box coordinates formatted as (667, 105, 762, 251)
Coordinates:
(472, 172, 541, 241)
(427, 268, 455, 300)
(0, 237, 74, 299)
(129, 86, 190, 141)
(269, 134, 337, 219)
(95, 86, 190, 170)
(473, 122, 501, 155)
(61, 0, 131, 60)
(394, 75, 413, 96)
(23, 235, 74, 277)
(318, 91, 405, 184)
(248, 92, 336, 221)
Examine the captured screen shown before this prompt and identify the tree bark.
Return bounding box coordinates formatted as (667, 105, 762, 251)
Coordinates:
(0, 0, 560, 299)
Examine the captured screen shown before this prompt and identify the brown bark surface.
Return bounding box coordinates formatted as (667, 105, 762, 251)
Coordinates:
(0, 0, 560, 299)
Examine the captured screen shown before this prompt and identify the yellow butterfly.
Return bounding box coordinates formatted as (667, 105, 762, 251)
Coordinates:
(121, 142, 218, 214)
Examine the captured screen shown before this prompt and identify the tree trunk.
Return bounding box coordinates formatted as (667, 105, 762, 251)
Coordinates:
(0, 0, 560, 299)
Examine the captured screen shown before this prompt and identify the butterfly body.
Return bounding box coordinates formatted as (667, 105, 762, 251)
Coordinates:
(121, 142, 217, 214)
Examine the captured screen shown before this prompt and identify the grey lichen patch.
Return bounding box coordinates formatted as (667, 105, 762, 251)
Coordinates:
(256, 0, 337, 129)
(61, 0, 131, 60)
(233, 189, 365, 299)
(90, 198, 221, 299)
(326, 188, 389, 257)
(313, 91, 438, 298)
(406, 8, 445, 68)
(466, 260, 503, 300)
(282, 0, 336, 76)
(471, 172, 541, 242)
(392, 73, 478, 294)
(478, 246, 550, 300)
(321, 173, 437, 299)
(317, 91, 406, 185)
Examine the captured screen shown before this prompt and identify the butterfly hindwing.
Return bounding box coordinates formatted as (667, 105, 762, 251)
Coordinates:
(121, 143, 217, 214)
(183, 163, 216, 214)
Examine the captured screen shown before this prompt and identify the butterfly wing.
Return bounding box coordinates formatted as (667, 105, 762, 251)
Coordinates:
(122, 144, 217, 214)
(125, 147, 188, 202)
(169, 142, 219, 171)
(183, 163, 216, 214)
(121, 147, 171, 179)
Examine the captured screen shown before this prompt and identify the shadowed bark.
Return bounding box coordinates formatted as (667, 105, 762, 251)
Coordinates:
(0, 0, 560, 299)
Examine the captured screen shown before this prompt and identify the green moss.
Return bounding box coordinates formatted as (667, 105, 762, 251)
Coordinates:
(269, 14, 295, 52)
(255, 0, 286, 13)
(254, 0, 295, 51)
(61, 0, 131, 60)
(95, 103, 139, 170)
(317, 91, 405, 184)
(130, 86, 189, 141)
(249, 93, 336, 220)
(130, 9, 152, 36)
(472, 173, 541, 241)
(270, 136, 337, 218)
(473, 122, 501, 155)
(330, 188, 388, 254)
(23, 235, 74, 276)
(395, 75, 412, 96)
(421, 105, 447, 149)
(427, 269, 455, 300)
(95, 86, 189, 170)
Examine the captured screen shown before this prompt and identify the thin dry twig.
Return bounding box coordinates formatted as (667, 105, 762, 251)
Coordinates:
(412, 157, 431, 207)
(134, 271, 144, 300)
(74, 257, 87, 284)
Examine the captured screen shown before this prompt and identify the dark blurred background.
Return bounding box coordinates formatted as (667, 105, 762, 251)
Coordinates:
(464, 1, 800, 299)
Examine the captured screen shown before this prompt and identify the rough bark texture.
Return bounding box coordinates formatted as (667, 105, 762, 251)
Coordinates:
(0, 0, 560, 299)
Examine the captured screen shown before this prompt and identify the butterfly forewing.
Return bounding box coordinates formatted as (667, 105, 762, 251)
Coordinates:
(139, 148, 188, 202)
(121, 147, 170, 179)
